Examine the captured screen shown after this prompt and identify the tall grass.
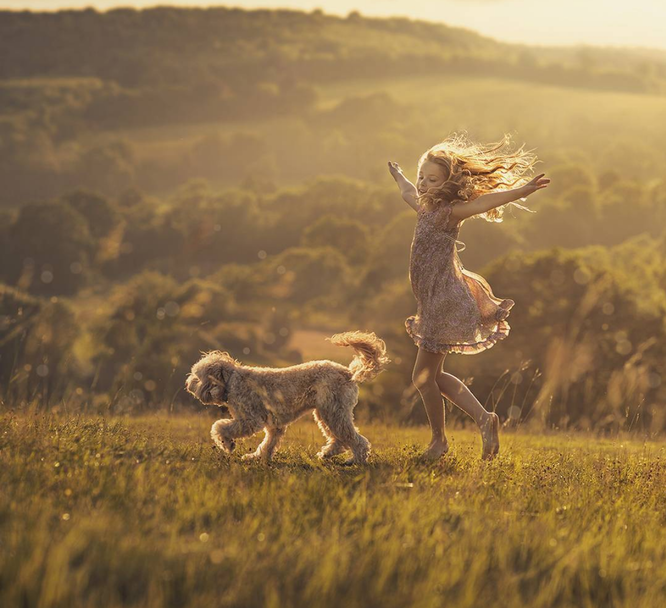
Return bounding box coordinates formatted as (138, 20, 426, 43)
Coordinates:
(1, 413, 665, 607)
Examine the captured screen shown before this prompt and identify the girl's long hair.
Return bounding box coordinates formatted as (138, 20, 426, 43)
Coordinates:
(416, 132, 539, 222)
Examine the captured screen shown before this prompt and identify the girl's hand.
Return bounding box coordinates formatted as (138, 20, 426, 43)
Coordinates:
(388, 161, 419, 212)
(388, 161, 405, 183)
(521, 173, 550, 197)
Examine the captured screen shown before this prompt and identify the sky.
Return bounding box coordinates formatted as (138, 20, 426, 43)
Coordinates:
(2, 0, 666, 51)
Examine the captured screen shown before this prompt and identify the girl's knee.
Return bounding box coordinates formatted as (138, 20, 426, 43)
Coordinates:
(412, 367, 437, 392)
(436, 371, 460, 397)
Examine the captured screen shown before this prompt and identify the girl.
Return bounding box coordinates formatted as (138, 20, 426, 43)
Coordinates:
(388, 132, 549, 460)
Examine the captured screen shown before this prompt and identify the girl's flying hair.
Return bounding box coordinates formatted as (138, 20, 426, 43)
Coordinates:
(417, 132, 539, 222)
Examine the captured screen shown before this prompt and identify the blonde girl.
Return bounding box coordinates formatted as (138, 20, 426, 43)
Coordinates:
(388, 133, 549, 460)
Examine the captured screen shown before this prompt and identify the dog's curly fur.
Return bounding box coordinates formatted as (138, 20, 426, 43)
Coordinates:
(185, 331, 389, 464)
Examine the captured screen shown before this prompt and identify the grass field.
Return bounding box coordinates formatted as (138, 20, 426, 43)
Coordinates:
(1, 412, 665, 608)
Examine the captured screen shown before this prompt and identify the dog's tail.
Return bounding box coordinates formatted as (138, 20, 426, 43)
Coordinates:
(328, 331, 390, 383)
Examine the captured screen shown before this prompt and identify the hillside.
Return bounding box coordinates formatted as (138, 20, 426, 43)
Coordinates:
(1, 6, 664, 128)
(2, 5, 666, 207)
(2, 6, 665, 91)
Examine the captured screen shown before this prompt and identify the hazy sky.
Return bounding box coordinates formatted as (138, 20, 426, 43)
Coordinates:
(3, 0, 665, 51)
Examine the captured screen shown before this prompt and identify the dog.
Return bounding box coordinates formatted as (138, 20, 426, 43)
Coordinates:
(185, 331, 389, 464)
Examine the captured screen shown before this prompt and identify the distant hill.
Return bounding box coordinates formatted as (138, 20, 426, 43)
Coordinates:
(1, 6, 664, 97)
(1, 5, 665, 208)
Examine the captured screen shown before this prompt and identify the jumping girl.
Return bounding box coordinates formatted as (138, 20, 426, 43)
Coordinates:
(388, 132, 549, 460)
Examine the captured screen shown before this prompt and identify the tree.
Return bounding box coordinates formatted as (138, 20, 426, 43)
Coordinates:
(77, 139, 136, 197)
(61, 188, 120, 239)
(8, 201, 95, 295)
(268, 246, 351, 305)
(301, 215, 370, 264)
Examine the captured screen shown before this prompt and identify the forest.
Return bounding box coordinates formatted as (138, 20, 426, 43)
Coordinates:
(1, 5, 666, 433)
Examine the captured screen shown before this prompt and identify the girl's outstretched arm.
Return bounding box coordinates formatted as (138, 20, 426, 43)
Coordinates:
(451, 173, 550, 221)
(388, 161, 419, 212)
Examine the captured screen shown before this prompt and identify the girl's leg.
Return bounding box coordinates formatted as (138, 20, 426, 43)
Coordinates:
(412, 347, 449, 459)
(435, 363, 499, 459)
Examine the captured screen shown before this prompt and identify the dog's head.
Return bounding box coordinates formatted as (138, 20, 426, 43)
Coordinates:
(186, 350, 237, 406)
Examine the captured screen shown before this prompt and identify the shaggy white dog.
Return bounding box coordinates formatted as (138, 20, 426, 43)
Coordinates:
(185, 331, 389, 464)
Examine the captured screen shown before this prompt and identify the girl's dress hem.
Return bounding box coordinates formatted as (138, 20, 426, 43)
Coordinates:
(405, 317, 511, 355)
(405, 297, 514, 355)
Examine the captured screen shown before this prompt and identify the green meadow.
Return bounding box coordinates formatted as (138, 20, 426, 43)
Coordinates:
(2, 412, 665, 608)
(2, 7, 666, 606)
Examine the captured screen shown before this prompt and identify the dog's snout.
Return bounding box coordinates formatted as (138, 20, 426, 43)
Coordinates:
(186, 373, 200, 394)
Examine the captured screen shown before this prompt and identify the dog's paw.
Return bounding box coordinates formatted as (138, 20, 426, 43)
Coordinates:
(341, 455, 369, 466)
(316, 443, 346, 460)
(241, 451, 272, 463)
(214, 438, 236, 453)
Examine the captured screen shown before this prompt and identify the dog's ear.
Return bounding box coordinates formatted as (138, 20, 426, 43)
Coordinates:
(191, 362, 229, 405)
(204, 364, 227, 404)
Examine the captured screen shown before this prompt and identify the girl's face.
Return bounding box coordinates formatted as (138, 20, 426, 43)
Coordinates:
(416, 160, 447, 195)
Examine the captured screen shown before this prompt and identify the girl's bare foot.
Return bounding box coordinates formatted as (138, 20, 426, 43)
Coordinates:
(480, 412, 500, 460)
(421, 438, 449, 461)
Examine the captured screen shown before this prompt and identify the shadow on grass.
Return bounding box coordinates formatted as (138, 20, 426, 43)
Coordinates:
(208, 442, 474, 481)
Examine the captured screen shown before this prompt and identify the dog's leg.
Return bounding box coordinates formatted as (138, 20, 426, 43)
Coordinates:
(242, 427, 285, 462)
(313, 411, 347, 459)
(317, 400, 371, 465)
(211, 418, 262, 454)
